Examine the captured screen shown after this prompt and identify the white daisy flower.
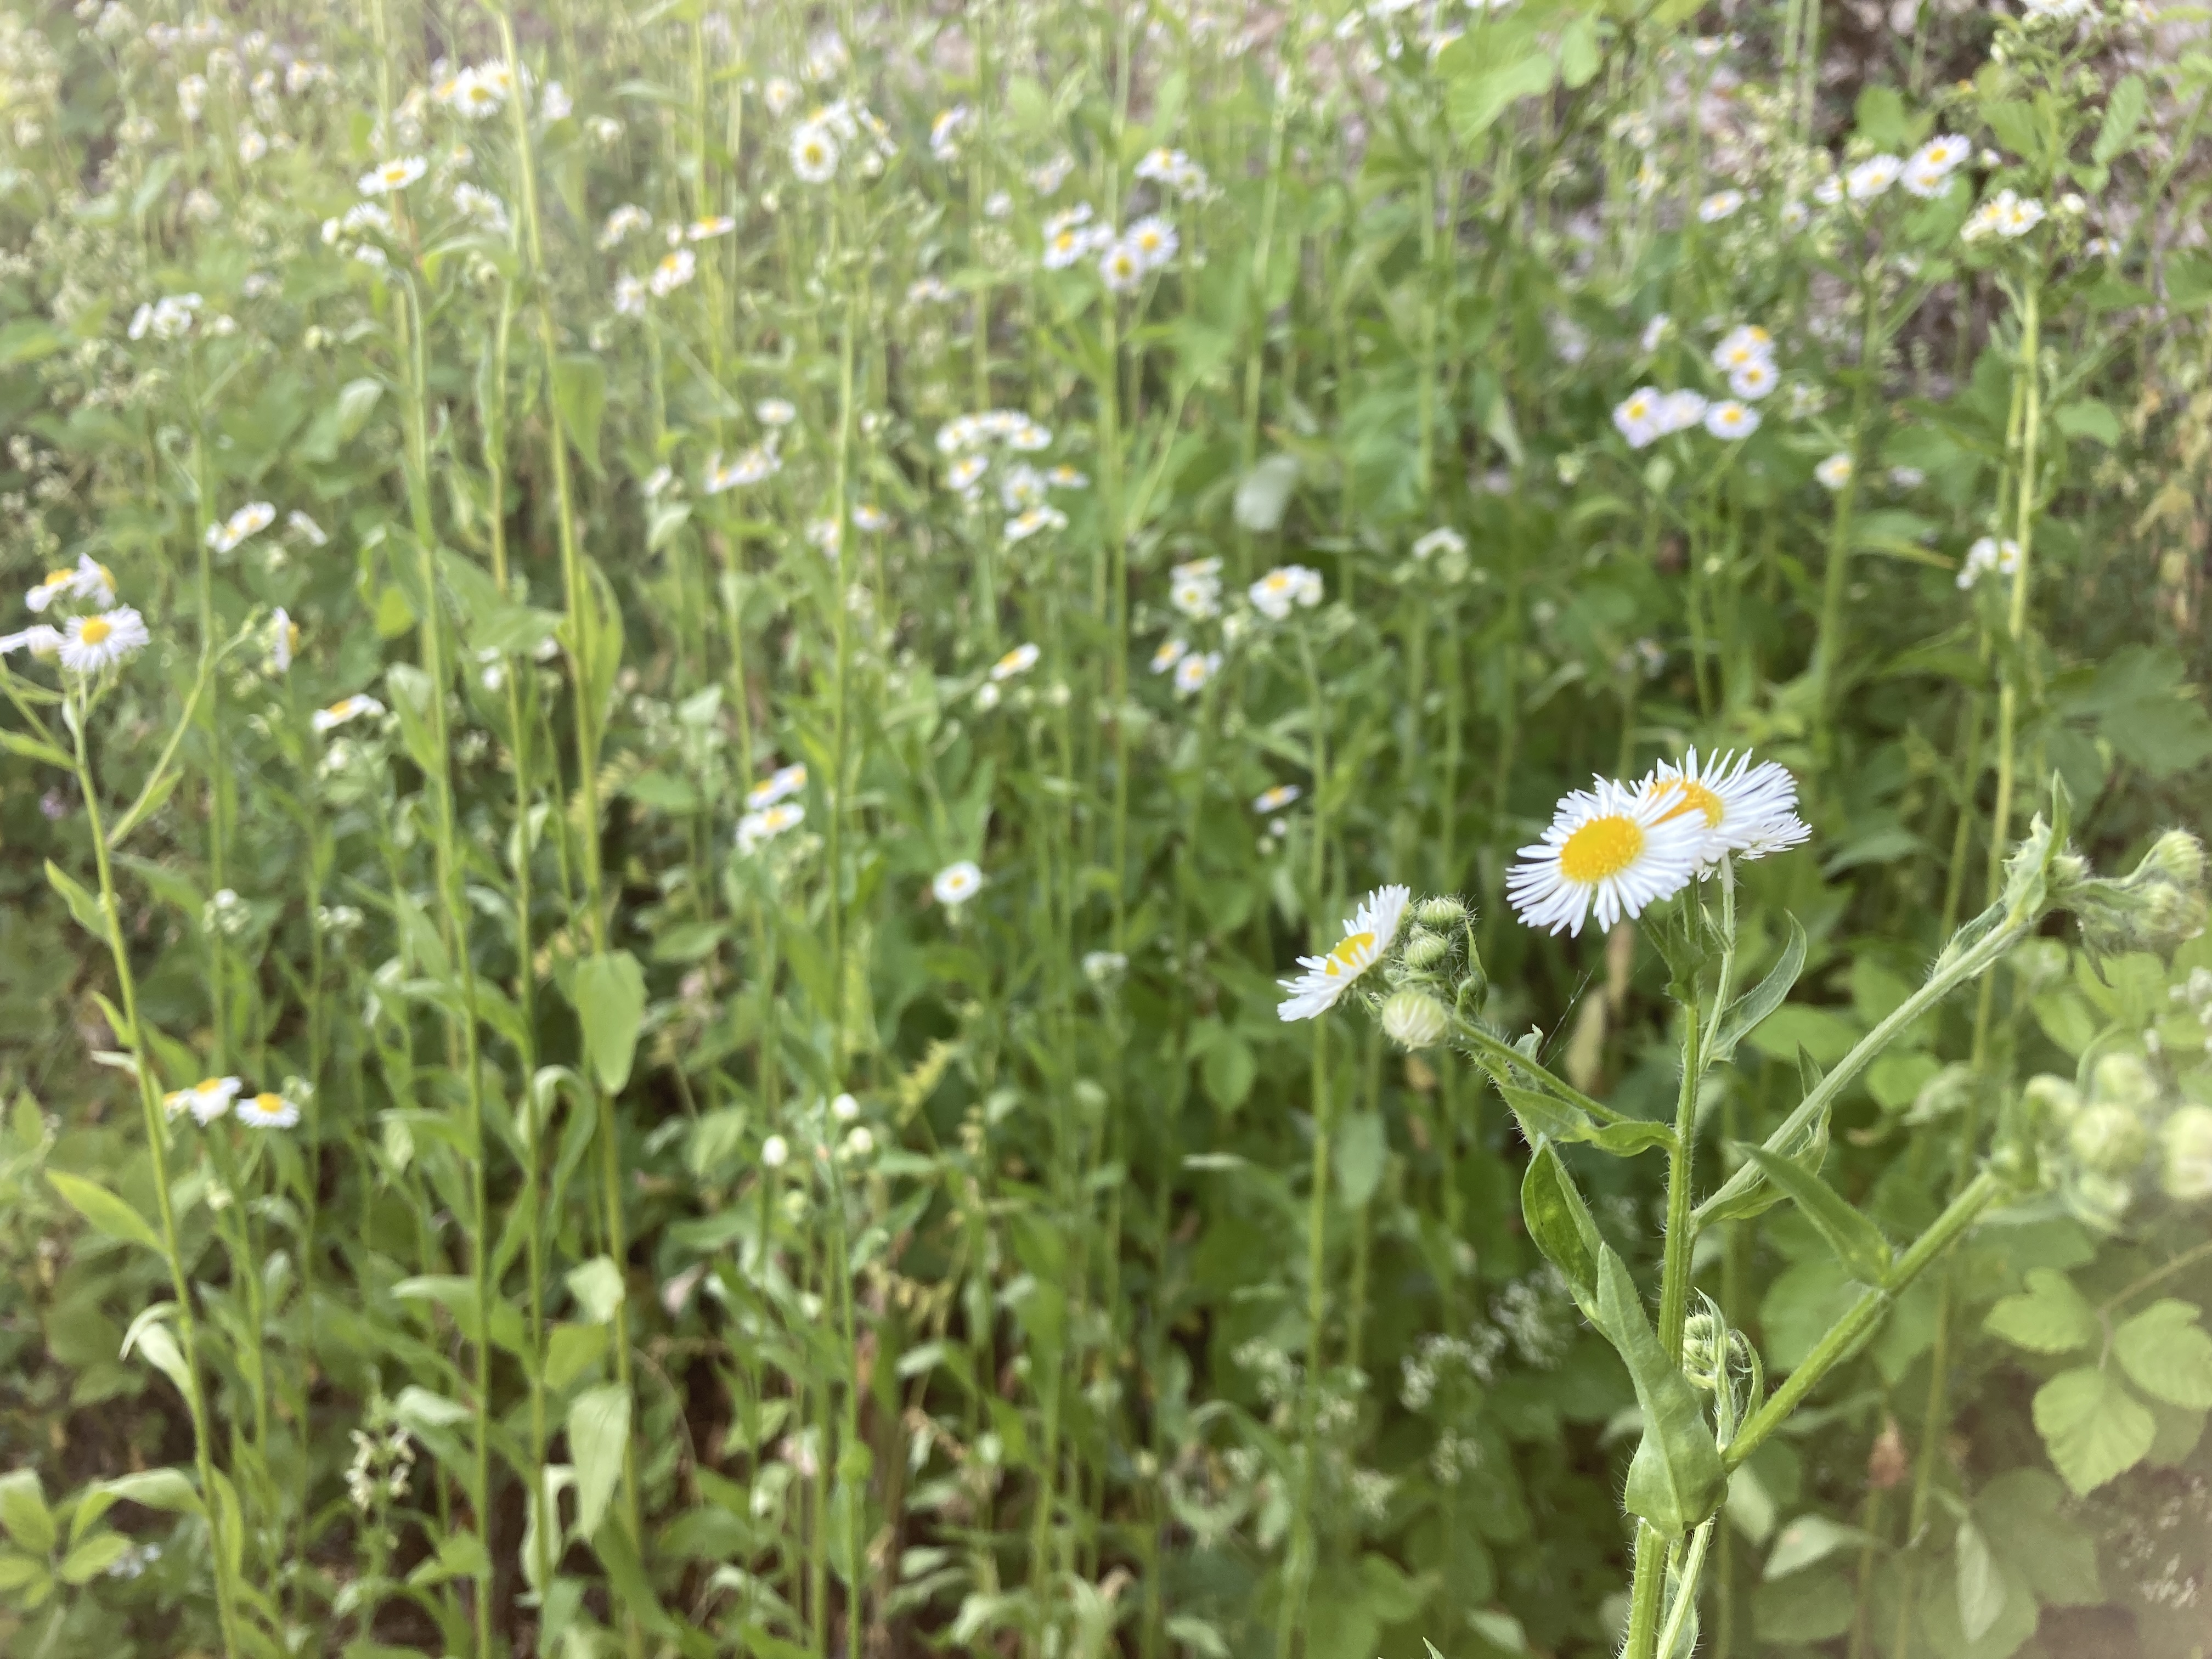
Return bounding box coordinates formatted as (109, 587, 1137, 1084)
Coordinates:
(756, 398, 798, 427)
(1005, 506, 1066, 544)
(1249, 565, 1323, 620)
(932, 860, 983, 906)
(1704, 400, 1759, 439)
(790, 119, 839, 183)
(1727, 358, 1778, 400)
(599, 205, 652, 248)
(650, 248, 697, 296)
(1007, 420, 1051, 453)
(312, 692, 385, 732)
(705, 445, 778, 492)
(1127, 215, 1178, 270)
(1150, 637, 1188, 675)
(1639, 748, 1809, 872)
(1253, 783, 1303, 814)
(1697, 189, 1745, 222)
(1711, 325, 1775, 373)
(1657, 390, 1709, 435)
(26, 556, 115, 612)
(1612, 387, 1663, 449)
(686, 215, 736, 241)
(946, 455, 988, 495)
(358, 155, 427, 195)
(1640, 313, 1673, 353)
(614, 275, 647, 317)
(206, 501, 276, 554)
(163, 1075, 242, 1125)
(1506, 777, 1705, 937)
(1172, 651, 1221, 696)
(1814, 452, 1854, 490)
(929, 104, 968, 161)
(990, 642, 1041, 682)
(1098, 238, 1144, 294)
(59, 607, 150, 674)
(1846, 154, 1903, 202)
(1276, 884, 1411, 1021)
(0, 625, 63, 658)
(748, 763, 807, 810)
(238, 1090, 301, 1129)
(737, 802, 805, 853)
(269, 607, 298, 673)
(764, 78, 799, 116)
(853, 504, 892, 532)
(1957, 535, 2021, 590)
(1903, 134, 1968, 199)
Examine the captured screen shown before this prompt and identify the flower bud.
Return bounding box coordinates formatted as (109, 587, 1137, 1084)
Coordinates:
(1381, 989, 1448, 1051)
(1400, 928, 1451, 970)
(2159, 1105, 2212, 1203)
(2021, 1073, 2082, 1133)
(2089, 1051, 2159, 1115)
(2069, 1101, 2149, 1177)
(1680, 1309, 1726, 1392)
(1415, 896, 1469, 928)
(2072, 1170, 2135, 1231)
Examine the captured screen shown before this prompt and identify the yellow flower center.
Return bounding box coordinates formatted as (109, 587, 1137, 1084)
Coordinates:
(41, 568, 70, 588)
(1559, 814, 1645, 884)
(253, 1092, 283, 1112)
(195, 1077, 224, 1093)
(326, 699, 352, 716)
(80, 617, 113, 645)
(1654, 778, 1724, 828)
(1326, 931, 1375, 977)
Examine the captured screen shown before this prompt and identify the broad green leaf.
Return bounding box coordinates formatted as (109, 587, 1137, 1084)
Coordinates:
(1520, 1141, 1602, 1317)
(382, 662, 444, 776)
(94, 1468, 201, 1517)
(2031, 1367, 2156, 1495)
(1447, 52, 1554, 143)
(58, 1532, 132, 1585)
(566, 1256, 627, 1325)
(1974, 1469, 2101, 1606)
(123, 1316, 194, 1401)
(1709, 917, 1807, 1065)
(392, 1385, 472, 1433)
(1764, 1512, 1868, 1579)
(571, 950, 647, 1093)
(0, 1470, 55, 1555)
(2113, 1300, 2212, 1409)
(568, 1382, 632, 1542)
(43, 861, 109, 940)
(2091, 74, 2146, 165)
(1500, 1086, 1674, 1158)
(47, 1170, 162, 1254)
(1982, 1268, 2096, 1355)
(1954, 1516, 2005, 1643)
(1735, 1144, 1891, 1284)
(1599, 1249, 1726, 1538)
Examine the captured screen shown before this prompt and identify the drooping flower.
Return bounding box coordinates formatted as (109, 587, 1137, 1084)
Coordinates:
(0, 625, 63, 658)
(26, 556, 115, 612)
(1150, 637, 1187, 675)
(1004, 506, 1066, 544)
(1413, 527, 1466, 561)
(686, 215, 735, 241)
(269, 607, 298, 673)
(990, 642, 1041, 682)
(59, 608, 150, 674)
(1253, 784, 1303, 814)
(650, 247, 697, 296)
(206, 501, 276, 554)
(1506, 777, 1706, 937)
(1638, 749, 1809, 872)
(1697, 189, 1745, 223)
(1277, 885, 1411, 1021)
(599, 204, 652, 248)
(748, 763, 807, 810)
(932, 861, 983, 906)
(704, 444, 778, 492)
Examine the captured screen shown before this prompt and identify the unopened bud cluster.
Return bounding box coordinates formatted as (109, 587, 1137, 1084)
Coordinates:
(2053, 830, 2209, 963)
(1365, 894, 1485, 1050)
(2024, 1044, 2209, 1226)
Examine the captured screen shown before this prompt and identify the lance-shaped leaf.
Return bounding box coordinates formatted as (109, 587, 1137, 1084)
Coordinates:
(1709, 918, 1808, 1066)
(1734, 1143, 1893, 1285)
(1520, 1140, 1603, 1322)
(1500, 1086, 1676, 1159)
(1596, 1248, 1727, 1539)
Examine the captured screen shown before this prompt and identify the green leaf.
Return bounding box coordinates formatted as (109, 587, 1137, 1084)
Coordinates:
(568, 1382, 632, 1542)
(1735, 1144, 1891, 1284)
(1334, 1111, 1387, 1209)
(1556, 15, 1600, 88)
(565, 1256, 627, 1325)
(1982, 1268, 2097, 1355)
(47, 1170, 162, 1254)
(392, 1385, 471, 1434)
(1974, 1468, 2101, 1606)
(2053, 400, 2120, 447)
(571, 950, 647, 1093)
(553, 355, 608, 473)
(0, 1553, 52, 1604)
(335, 376, 385, 442)
(43, 861, 109, 940)
(1500, 1085, 1674, 1158)
(1954, 1516, 2006, 1643)
(121, 1313, 195, 1401)
(94, 1468, 202, 1517)
(58, 1532, 132, 1585)
(0, 727, 73, 769)
(1446, 52, 1555, 143)
(382, 662, 444, 777)
(2113, 1300, 2212, 1409)
(1599, 1249, 1726, 1538)
(2091, 74, 2146, 165)
(2032, 1367, 2157, 1495)
(1520, 1141, 1602, 1318)
(1764, 1512, 1869, 1579)
(0, 1470, 55, 1556)
(1709, 918, 1807, 1065)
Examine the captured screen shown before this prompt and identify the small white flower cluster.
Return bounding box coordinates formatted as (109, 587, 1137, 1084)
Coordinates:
(1961, 188, 2046, 244)
(1249, 563, 1323, 620)
(1133, 145, 1209, 198)
(127, 291, 202, 341)
(1040, 204, 1178, 291)
(4, 554, 146, 675)
(1616, 324, 1778, 448)
(703, 439, 780, 493)
(430, 58, 514, 120)
(787, 98, 897, 185)
(160, 1074, 302, 1129)
(1507, 749, 1808, 937)
(937, 410, 1083, 542)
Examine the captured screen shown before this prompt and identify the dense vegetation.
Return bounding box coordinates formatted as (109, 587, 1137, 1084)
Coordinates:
(2, 1, 2210, 1656)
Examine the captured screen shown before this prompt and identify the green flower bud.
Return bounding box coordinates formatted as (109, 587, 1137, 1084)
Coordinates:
(2089, 1051, 2160, 1115)
(1380, 989, 1448, 1051)
(2159, 1104, 2212, 1204)
(1680, 1308, 1726, 1392)
(2021, 1073, 2083, 1133)
(2072, 1170, 2136, 1231)
(2136, 830, 2207, 893)
(1399, 928, 1451, 971)
(1415, 896, 1470, 928)
(2069, 1101, 2149, 1177)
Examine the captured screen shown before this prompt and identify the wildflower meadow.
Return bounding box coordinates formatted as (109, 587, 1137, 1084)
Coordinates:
(4, 1, 2212, 1656)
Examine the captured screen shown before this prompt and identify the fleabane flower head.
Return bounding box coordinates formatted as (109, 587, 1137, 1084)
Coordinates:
(651, 247, 697, 296)
(1249, 565, 1323, 620)
(1704, 400, 1759, 439)
(164, 1075, 242, 1125)
(1507, 777, 1706, 937)
(790, 119, 839, 183)
(26, 555, 115, 613)
(1613, 387, 1663, 449)
(0, 625, 64, 659)
(1098, 237, 1143, 294)
(748, 763, 807, 810)
(1277, 885, 1411, 1021)
(206, 500, 276, 554)
(737, 802, 805, 853)
(1957, 535, 2021, 589)
(1698, 189, 1745, 223)
(1150, 637, 1187, 675)
(1412, 527, 1465, 562)
(1005, 505, 1067, 544)
(932, 860, 983, 907)
(1639, 748, 1809, 873)
(60, 607, 150, 674)
(1814, 452, 1854, 490)
(599, 204, 652, 248)
(705, 444, 778, 492)
(1904, 134, 1968, 198)
(1253, 783, 1303, 814)
(1173, 651, 1221, 696)
(313, 692, 384, 732)
(1711, 325, 1775, 374)
(1962, 189, 2045, 243)
(1846, 154, 1903, 202)
(1126, 215, 1178, 270)
(238, 1090, 301, 1128)
(1728, 358, 1778, 400)
(358, 155, 427, 195)
(1657, 390, 1709, 436)
(990, 642, 1041, 682)
(687, 215, 736, 241)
